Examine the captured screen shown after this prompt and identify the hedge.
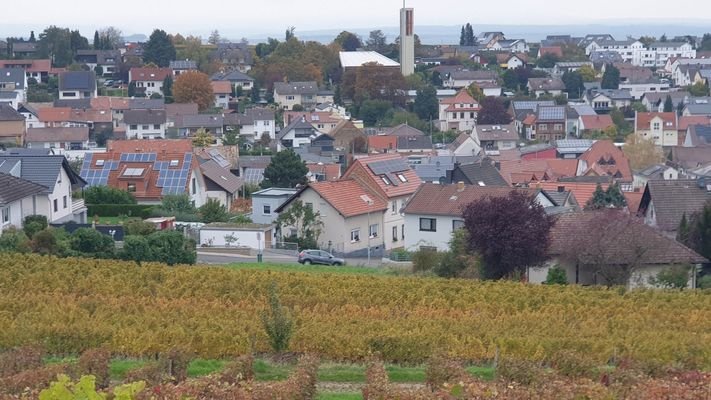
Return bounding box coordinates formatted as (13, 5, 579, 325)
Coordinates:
(87, 204, 155, 218)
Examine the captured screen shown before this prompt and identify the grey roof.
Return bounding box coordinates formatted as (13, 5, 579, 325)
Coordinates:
(687, 125, 711, 146)
(397, 135, 432, 150)
(239, 156, 272, 169)
(0, 68, 26, 89)
(519, 143, 555, 155)
(0, 173, 48, 206)
(386, 124, 425, 137)
(59, 71, 96, 91)
(273, 81, 319, 96)
(537, 106, 566, 121)
(555, 61, 593, 68)
(170, 60, 198, 70)
(129, 98, 165, 110)
(649, 42, 689, 48)
(26, 127, 89, 143)
(12, 42, 36, 53)
(643, 91, 690, 105)
(0, 104, 23, 121)
(245, 107, 275, 121)
(124, 109, 166, 124)
(277, 117, 316, 140)
(414, 157, 457, 182)
(252, 187, 299, 197)
(635, 164, 672, 178)
(684, 103, 711, 115)
(511, 100, 555, 112)
(200, 159, 242, 194)
(475, 124, 519, 141)
(556, 139, 593, 153)
(590, 89, 633, 100)
(641, 179, 711, 231)
(54, 98, 92, 109)
(569, 104, 597, 116)
(0, 154, 85, 193)
(528, 77, 566, 91)
(75, 50, 120, 65)
(179, 114, 224, 129)
(448, 159, 508, 186)
(0, 92, 18, 100)
(211, 70, 255, 82)
(589, 51, 624, 64)
(450, 70, 498, 81)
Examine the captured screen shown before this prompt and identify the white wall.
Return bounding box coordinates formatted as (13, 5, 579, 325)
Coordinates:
(136, 80, 164, 96)
(403, 213, 460, 251)
(126, 123, 166, 139)
(0, 200, 24, 235)
(47, 168, 74, 223)
(200, 228, 271, 250)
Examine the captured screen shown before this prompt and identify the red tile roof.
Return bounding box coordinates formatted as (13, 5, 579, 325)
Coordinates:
(0, 59, 51, 73)
(678, 115, 711, 131)
(538, 47, 563, 58)
(108, 139, 193, 153)
(635, 112, 677, 131)
(211, 81, 232, 94)
(37, 107, 112, 123)
(499, 159, 578, 185)
(367, 136, 398, 152)
(624, 190, 644, 214)
(90, 96, 130, 110)
(129, 67, 173, 82)
(536, 181, 607, 206)
(344, 153, 422, 199)
(404, 183, 534, 217)
(579, 140, 632, 181)
(307, 163, 341, 182)
(310, 180, 387, 218)
(580, 115, 614, 131)
(440, 89, 479, 108)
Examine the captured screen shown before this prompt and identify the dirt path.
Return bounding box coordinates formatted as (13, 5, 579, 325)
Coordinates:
(317, 382, 427, 392)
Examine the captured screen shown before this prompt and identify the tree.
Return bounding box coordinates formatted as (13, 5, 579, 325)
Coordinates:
(222, 125, 239, 146)
(562, 71, 584, 99)
(358, 99, 392, 126)
(638, 35, 656, 47)
(93, 30, 100, 49)
(173, 71, 214, 110)
(276, 199, 323, 249)
(342, 62, 407, 106)
(610, 107, 630, 133)
(208, 30, 221, 45)
(577, 64, 597, 82)
(434, 229, 480, 278)
(29, 31, 36, 42)
(536, 53, 559, 68)
(663, 94, 674, 112)
(23, 215, 48, 239)
(98, 27, 123, 50)
(162, 75, 173, 103)
(648, 265, 691, 289)
(124, 220, 156, 236)
(659, 34, 668, 42)
(365, 30, 387, 53)
(430, 70, 443, 87)
(160, 194, 197, 214)
(285, 26, 296, 41)
(687, 81, 710, 97)
(545, 266, 568, 285)
(127, 81, 137, 97)
(145, 230, 196, 265)
(678, 213, 691, 244)
(70, 228, 115, 257)
(199, 198, 230, 223)
(462, 191, 555, 280)
(467, 83, 486, 103)
(585, 183, 627, 210)
(623, 135, 665, 170)
(260, 282, 294, 353)
(501, 69, 519, 91)
(334, 31, 362, 51)
(143, 29, 176, 67)
(120, 235, 152, 265)
(250, 82, 261, 103)
(0, 227, 31, 253)
(37, 26, 73, 67)
(413, 85, 438, 120)
(94, 65, 103, 76)
(459, 23, 475, 46)
(683, 201, 711, 261)
(83, 186, 136, 204)
(262, 150, 308, 188)
(460, 26, 466, 46)
(701, 33, 711, 51)
(191, 128, 214, 147)
(477, 97, 512, 125)
(601, 63, 620, 89)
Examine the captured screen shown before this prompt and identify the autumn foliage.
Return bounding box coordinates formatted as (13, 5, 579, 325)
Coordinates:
(173, 71, 214, 110)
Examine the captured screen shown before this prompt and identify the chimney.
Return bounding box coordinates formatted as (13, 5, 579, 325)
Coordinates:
(457, 181, 465, 192)
(494, 161, 501, 170)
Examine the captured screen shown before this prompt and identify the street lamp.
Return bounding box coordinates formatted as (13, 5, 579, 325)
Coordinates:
(360, 194, 374, 265)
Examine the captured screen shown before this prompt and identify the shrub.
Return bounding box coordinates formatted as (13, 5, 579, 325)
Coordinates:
(648, 265, 690, 289)
(0, 364, 66, 395)
(75, 348, 111, 388)
(220, 354, 254, 384)
(124, 220, 156, 236)
(0, 345, 44, 378)
(87, 204, 154, 218)
(426, 354, 469, 390)
(70, 228, 115, 257)
(120, 235, 153, 264)
(40, 375, 146, 400)
(260, 282, 294, 353)
(159, 348, 193, 383)
(0, 227, 31, 253)
(83, 186, 137, 205)
(411, 248, 442, 273)
(146, 230, 197, 265)
(496, 357, 546, 385)
(199, 198, 230, 223)
(698, 274, 711, 289)
(160, 194, 196, 214)
(23, 215, 48, 238)
(547, 350, 597, 379)
(545, 265, 568, 285)
(31, 229, 59, 255)
(124, 363, 168, 387)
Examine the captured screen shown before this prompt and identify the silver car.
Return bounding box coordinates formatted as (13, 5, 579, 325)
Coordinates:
(297, 250, 345, 266)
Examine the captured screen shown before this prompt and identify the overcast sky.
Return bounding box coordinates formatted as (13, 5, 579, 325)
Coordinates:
(3, 0, 710, 39)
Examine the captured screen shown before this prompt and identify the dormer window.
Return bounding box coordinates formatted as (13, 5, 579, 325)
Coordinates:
(396, 173, 407, 183)
(381, 176, 392, 185)
(95, 160, 105, 167)
(169, 159, 179, 167)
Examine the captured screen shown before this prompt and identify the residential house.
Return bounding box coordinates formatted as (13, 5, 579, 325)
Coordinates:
(385, 124, 426, 137)
(585, 89, 633, 113)
(165, 102, 199, 129)
(639, 179, 711, 238)
(176, 114, 223, 139)
(535, 211, 706, 288)
(17, 103, 41, 130)
(276, 116, 318, 151)
(635, 112, 678, 147)
(75, 50, 120, 76)
(677, 117, 711, 144)
(91, 96, 130, 133)
(396, 135, 433, 154)
(250, 188, 299, 225)
(25, 127, 90, 150)
(58, 71, 97, 100)
(682, 98, 711, 116)
(633, 164, 679, 189)
(447, 133, 481, 157)
(642, 42, 696, 68)
(579, 34, 615, 48)
(128, 68, 173, 97)
(128, 98, 165, 110)
(283, 111, 341, 134)
(210, 42, 253, 73)
(0, 92, 20, 109)
(496, 53, 527, 70)
(473, 123, 518, 154)
(0, 173, 48, 234)
(538, 46, 564, 59)
(694, 69, 711, 86)
(499, 158, 578, 186)
(443, 70, 498, 89)
(169, 60, 198, 76)
(527, 78, 566, 98)
(641, 91, 690, 113)
(553, 61, 594, 76)
(577, 140, 633, 190)
(82, 139, 206, 206)
(556, 139, 594, 159)
(11, 42, 37, 58)
(490, 39, 529, 53)
(579, 114, 615, 135)
(211, 81, 232, 110)
(589, 51, 623, 69)
(368, 135, 398, 154)
(343, 153, 422, 251)
(584, 39, 645, 65)
(124, 109, 167, 139)
(238, 156, 271, 186)
(198, 159, 242, 209)
(328, 119, 367, 152)
(446, 158, 508, 186)
(438, 89, 479, 132)
(535, 106, 567, 142)
(36, 107, 113, 139)
(275, 180, 388, 256)
(211, 70, 255, 91)
(668, 147, 711, 171)
(510, 100, 556, 139)
(403, 183, 563, 251)
(0, 60, 55, 83)
(478, 32, 506, 48)
(224, 107, 276, 142)
(0, 104, 25, 145)
(683, 124, 711, 147)
(0, 151, 87, 224)
(0, 68, 27, 104)
(273, 81, 333, 110)
(306, 161, 341, 183)
(619, 78, 670, 100)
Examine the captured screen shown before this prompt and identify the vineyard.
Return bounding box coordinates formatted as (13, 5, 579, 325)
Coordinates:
(0, 254, 710, 371)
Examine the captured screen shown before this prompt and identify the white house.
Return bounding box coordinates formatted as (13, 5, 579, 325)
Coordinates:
(225, 108, 276, 142)
(634, 112, 678, 147)
(211, 81, 232, 110)
(0, 67, 27, 103)
(640, 42, 696, 68)
(211, 70, 255, 92)
(58, 71, 97, 100)
(169, 60, 198, 76)
(276, 116, 318, 151)
(0, 173, 48, 235)
(527, 78, 566, 98)
(444, 70, 498, 89)
(438, 89, 479, 132)
(473, 123, 519, 153)
(199, 160, 242, 209)
(490, 39, 529, 53)
(585, 40, 645, 65)
(273, 81, 333, 111)
(124, 109, 167, 139)
(619, 80, 670, 100)
(128, 68, 173, 97)
(25, 127, 90, 150)
(447, 133, 481, 157)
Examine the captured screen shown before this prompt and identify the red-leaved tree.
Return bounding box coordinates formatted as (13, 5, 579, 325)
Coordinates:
(462, 191, 554, 280)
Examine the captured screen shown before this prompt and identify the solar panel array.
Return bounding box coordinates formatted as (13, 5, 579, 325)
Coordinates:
(537, 106, 566, 121)
(80, 153, 119, 187)
(120, 153, 157, 163)
(157, 153, 192, 195)
(244, 168, 265, 185)
(367, 159, 410, 176)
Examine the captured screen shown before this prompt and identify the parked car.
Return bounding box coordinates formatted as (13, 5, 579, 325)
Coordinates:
(298, 250, 345, 266)
(104, 80, 114, 87)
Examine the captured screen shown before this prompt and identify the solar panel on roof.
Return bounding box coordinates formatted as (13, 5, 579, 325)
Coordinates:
(367, 159, 410, 175)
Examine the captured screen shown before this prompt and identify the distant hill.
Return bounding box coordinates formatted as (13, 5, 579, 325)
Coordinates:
(122, 34, 148, 43)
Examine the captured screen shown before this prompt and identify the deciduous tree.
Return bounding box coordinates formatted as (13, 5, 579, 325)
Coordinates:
(191, 128, 214, 147)
(262, 150, 308, 189)
(334, 31, 362, 51)
(143, 29, 176, 67)
(462, 191, 555, 280)
(623, 135, 665, 170)
(365, 30, 387, 53)
(477, 97, 512, 125)
(173, 71, 214, 110)
(577, 64, 597, 82)
(413, 85, 438, 120)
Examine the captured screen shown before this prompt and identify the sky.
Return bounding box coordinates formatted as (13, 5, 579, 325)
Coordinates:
(2, 0, 710, 40)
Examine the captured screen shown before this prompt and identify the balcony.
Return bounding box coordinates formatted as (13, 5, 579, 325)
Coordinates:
(71, 198, 86, 213)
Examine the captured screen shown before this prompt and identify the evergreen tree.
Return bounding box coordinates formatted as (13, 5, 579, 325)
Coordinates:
(261, 150, 308, 189)
(93, 30, 100, 49)
(251, 83, 261, 103)
(460, 26, 466, 46)
(586, 184, 608, 210)
(601, 63, 620, 89)
(333, 84, 342, 106)
(143, 29, 176, 67)
(413, 85, 438, 121)
(29, 31, 36, 43)
(465, 23, 475, 46)
(605, 183, 627, 208)
(162, 75, 173, 103)
(663, 94, 674, 113)
(585, 183, 626, 210)
(677, 212, 690, 245)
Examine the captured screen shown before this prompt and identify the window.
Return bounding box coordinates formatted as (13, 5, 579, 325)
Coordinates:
(538, 124, 548, 131)
(169, 159, 180, 167)
(350, 229, 360, 242)
(142, 125, 149, 130)
(62, 92, 76, 97)
(286, 95, 295, 100)
(391, 201, 397, 214)
(305, 202, 313, 210)
(63, 196, 67, 209)
(369, 224, 378, 238)
(1, 207, 9, 225)
(192, 178, 197, 195)
(95, 160, 105, 167)
(381, 176, 392, 185)
(460, 112, 465, 119)
(419, 218, 436, 232)
(554, 124, 563, 131)
(263, 205, 271, 215)
(53, 199, 58, 212)
(127, 183, 136, 193)
(653, 122, 660, 130)
(402, 224, 405, 240)
(453, 220, 465, 230)
(396, 173, 407, 183)
(392, 226, 398, 242)
(130, 125, 137, 130)
(153, 124, 161, 130)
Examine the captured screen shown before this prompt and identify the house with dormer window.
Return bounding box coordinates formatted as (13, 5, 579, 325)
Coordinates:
(128, 68, 173, 97)
(635, 112, 678, 147)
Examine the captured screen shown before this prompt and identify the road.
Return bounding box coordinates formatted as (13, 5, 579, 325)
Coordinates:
(197, 251, 382, 267)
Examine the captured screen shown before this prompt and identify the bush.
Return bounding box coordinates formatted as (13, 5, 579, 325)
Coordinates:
(0, 365, 66, 395)
(648, 265, 690, 289)
(545, 265, 568, 285)
(83, 186, 137, 205)
(87, 204, 154, 218)
(124, 220, 156, 236)
(161, 194, 196, 214)
(426, 354, 469, 390)
(260, 282, 294, 353)
(159, 348, 193, 383)
(547, 350, 597, 379)
(120, 235, 153, 263)
(70, 228, 115, 257)
(31, 229, 59, 255)
(199, 198, 230, 223)
(497, 357, 546, 385)
(124, 363, 168, 387)
(75, 348, 111, 388)
(0, 227, 31, 253)
(412, 248, 442, 273)
(23, 215, 48, 238)
(0, 346, 44, 378)
(146, 230, 196, 265)
(220, 354, 254, 384)
(698, 274, 711, 289)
